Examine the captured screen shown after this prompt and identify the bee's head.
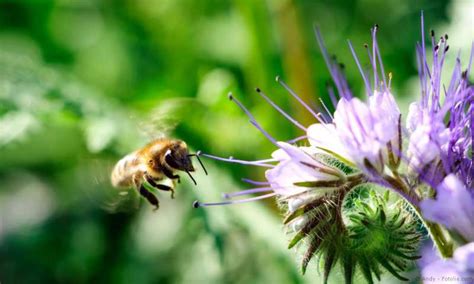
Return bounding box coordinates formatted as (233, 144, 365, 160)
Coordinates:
(164, 141, 195, 172)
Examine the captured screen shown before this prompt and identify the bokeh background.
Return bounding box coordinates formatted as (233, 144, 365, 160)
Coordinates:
(0, 0, 472, 283)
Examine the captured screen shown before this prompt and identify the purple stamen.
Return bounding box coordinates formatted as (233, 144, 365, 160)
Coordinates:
(313, 104, 329, 124)
(276, 76, 325, 123)
(193, 193, 277, 208)
(467, 42, 474, 75)
(255, 87, 307, 131)
(314, 26, 351, 98)
(223, 187, 274, 199)
(348, 40, 372, 95)
(241, 178, 270, 186)
(327, 86, 338, 110)
(318, 98, 334, 121)
(372, 26, 387, 89)
(228, 93, 279, 146)
(372, 27, 379, 88)
(287, 135, 308, 144)
(421, 11, 427, 73)
(249, 120, 279, 145)
(364, 39, 377, 93)
(201, 153, 276, 168)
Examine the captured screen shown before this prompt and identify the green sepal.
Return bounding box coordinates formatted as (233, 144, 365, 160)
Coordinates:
(301, 235, 323, 274)
(323, 246, 337, 284)
(288, 231, 305, 249)
(359, 257, 374, 284)
(342, 253, 355, 284)
(283, 208, 305, 225)
(293, 180, 344, 188)
(377, 258, 409, 281)
(315, 146, 357, 171)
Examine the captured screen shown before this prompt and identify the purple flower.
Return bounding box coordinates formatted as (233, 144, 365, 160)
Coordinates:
(406, 102, 451, 170)
(333, 89, 401, 172)
(408, 24, 474, 188)
(306, 123, 352, 163)
(265, 142, 343, 197)
(420, 174, 474, 242)
(422, 243, 474, 283)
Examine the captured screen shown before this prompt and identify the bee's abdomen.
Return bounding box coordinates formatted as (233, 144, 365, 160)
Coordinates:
(111, 152, 142, 188)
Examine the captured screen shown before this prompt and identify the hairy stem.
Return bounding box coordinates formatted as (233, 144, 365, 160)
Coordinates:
(384, 173, 453, 258)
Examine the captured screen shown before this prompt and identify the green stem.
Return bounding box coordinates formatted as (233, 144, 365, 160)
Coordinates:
(424, 222, 453, 258)
(404, 194, 453, 258)
(385, 173, 453, 258)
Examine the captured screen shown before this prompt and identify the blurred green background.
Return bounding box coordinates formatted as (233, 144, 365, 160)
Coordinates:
(0, 0, 471, 283)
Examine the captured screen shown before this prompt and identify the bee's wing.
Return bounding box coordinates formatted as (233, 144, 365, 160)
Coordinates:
(102, 187, 141, 213)
(138, 97, 204, 140)
(82, 159, 141, 213)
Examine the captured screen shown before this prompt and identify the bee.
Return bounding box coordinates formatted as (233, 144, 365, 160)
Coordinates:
(111, 138, 207, 210)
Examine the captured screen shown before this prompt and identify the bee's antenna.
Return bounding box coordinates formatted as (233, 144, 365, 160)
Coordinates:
(188, 151, 208, 175)
(195, 151, 208, 175)
(185, 170, 197, 185)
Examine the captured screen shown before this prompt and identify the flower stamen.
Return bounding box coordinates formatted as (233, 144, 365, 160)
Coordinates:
(201, 153, 276, 168)
(193, 192, 277, 208)
(241, 178, 270, 186)
(275, 76, 324, 122)
(228, 92, 279, 145)
(222, 187, 274, 199)
(348, 40, 372, 94)
(255, 87, 307, 131)
(287, 135, 307, 144)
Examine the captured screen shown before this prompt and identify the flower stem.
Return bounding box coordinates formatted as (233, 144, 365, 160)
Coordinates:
(384, 173, 453, 258)
(424, 221, 453, 258)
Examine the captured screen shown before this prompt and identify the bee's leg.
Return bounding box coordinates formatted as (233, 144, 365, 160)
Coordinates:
(157, 184, 175, 199)
(161, 166, 180, 183)
(132, 174, 159, 210)
(144, 174, 159, 187)
(144, 174, 175, 199)
(138, 185, 160, 210)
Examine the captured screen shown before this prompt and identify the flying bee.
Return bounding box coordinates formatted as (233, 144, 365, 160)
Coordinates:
(111, 138, 207, 210)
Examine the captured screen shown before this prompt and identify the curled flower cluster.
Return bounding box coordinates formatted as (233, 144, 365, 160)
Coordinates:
(196, 12, 473, 283)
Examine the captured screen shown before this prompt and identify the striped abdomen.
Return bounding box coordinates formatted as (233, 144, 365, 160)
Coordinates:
(111, 152, 144, 188)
